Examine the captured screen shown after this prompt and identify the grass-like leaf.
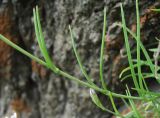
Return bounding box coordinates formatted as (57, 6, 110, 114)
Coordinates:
(99, 7, 107, 90)
(136, 0, 144, 92)
(126, 86, 142, 118)
(69, 25, 96, 86)
(117, 23, 158, 87)
(151, 9, 160, 12)
(109, 92, 122, 117)
(33, 6, 57, 72)
(120, 73, 154, 82)
(120, 3, 140, 92)
(116, 23, 155, 77)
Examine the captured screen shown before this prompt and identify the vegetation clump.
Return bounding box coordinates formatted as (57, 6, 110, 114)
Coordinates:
(1, 0, 160, 117)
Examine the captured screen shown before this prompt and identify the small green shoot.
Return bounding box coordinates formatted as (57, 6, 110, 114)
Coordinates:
(120, 3, 140, 93)
(99, 7, 107, 90)
(69, 25, 95, 86)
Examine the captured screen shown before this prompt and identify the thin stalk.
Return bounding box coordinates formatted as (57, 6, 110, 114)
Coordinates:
(99, 7, 107, 90)
(34, 7, 57, 71)
(0, 34, 47, 66)
(33, 8, 43, 53)
(120, 73, 154, 82)
(117, 24, 155, 79)
(57, 68, 142, 100)
(126, 86, 142, 118)
(120, 4, 140, 93)
(125, 25, 160, 84)
(151, 9, 160, 12)
(109, 92, 123, 117)
(132, 88, 160, 97)
(136, 0, 144, 92)
(69, 26, 95, 86)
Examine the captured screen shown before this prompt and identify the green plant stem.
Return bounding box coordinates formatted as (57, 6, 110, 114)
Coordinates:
(136, 0, 145, 93)
(109, 92, 122, 117)
(69, 26, 95, 86)
(126, 86, 142, 118)
(57, 69, 142, 100)
(0, 34, 142, 100)
(118, 24, 155, 79)
(120, 4, 140, 93)
(0, 34, 47, 66)
(99, 7, 107, 90)
(34, 7, 57, 71)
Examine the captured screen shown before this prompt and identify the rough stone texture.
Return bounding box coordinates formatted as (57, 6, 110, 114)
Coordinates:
(0, 0, 160, 118)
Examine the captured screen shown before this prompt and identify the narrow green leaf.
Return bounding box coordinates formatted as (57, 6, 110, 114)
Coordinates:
(136, 0, 144, 92)
(120, 4, 140, 92)
(33, 8, 43, 51)
(109, 92, 122, 117)
(126, 86, 142, 118)
(120, 73, 155, 82)
(151, 9, 160, 12)
(34, 7, 57, 72)
(99, 7, 107, 90)
(69, 25, 95, 85)
(117, 23, 155, 79)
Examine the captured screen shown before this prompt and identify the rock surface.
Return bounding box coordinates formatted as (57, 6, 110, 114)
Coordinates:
(0, 0, 160, 118)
